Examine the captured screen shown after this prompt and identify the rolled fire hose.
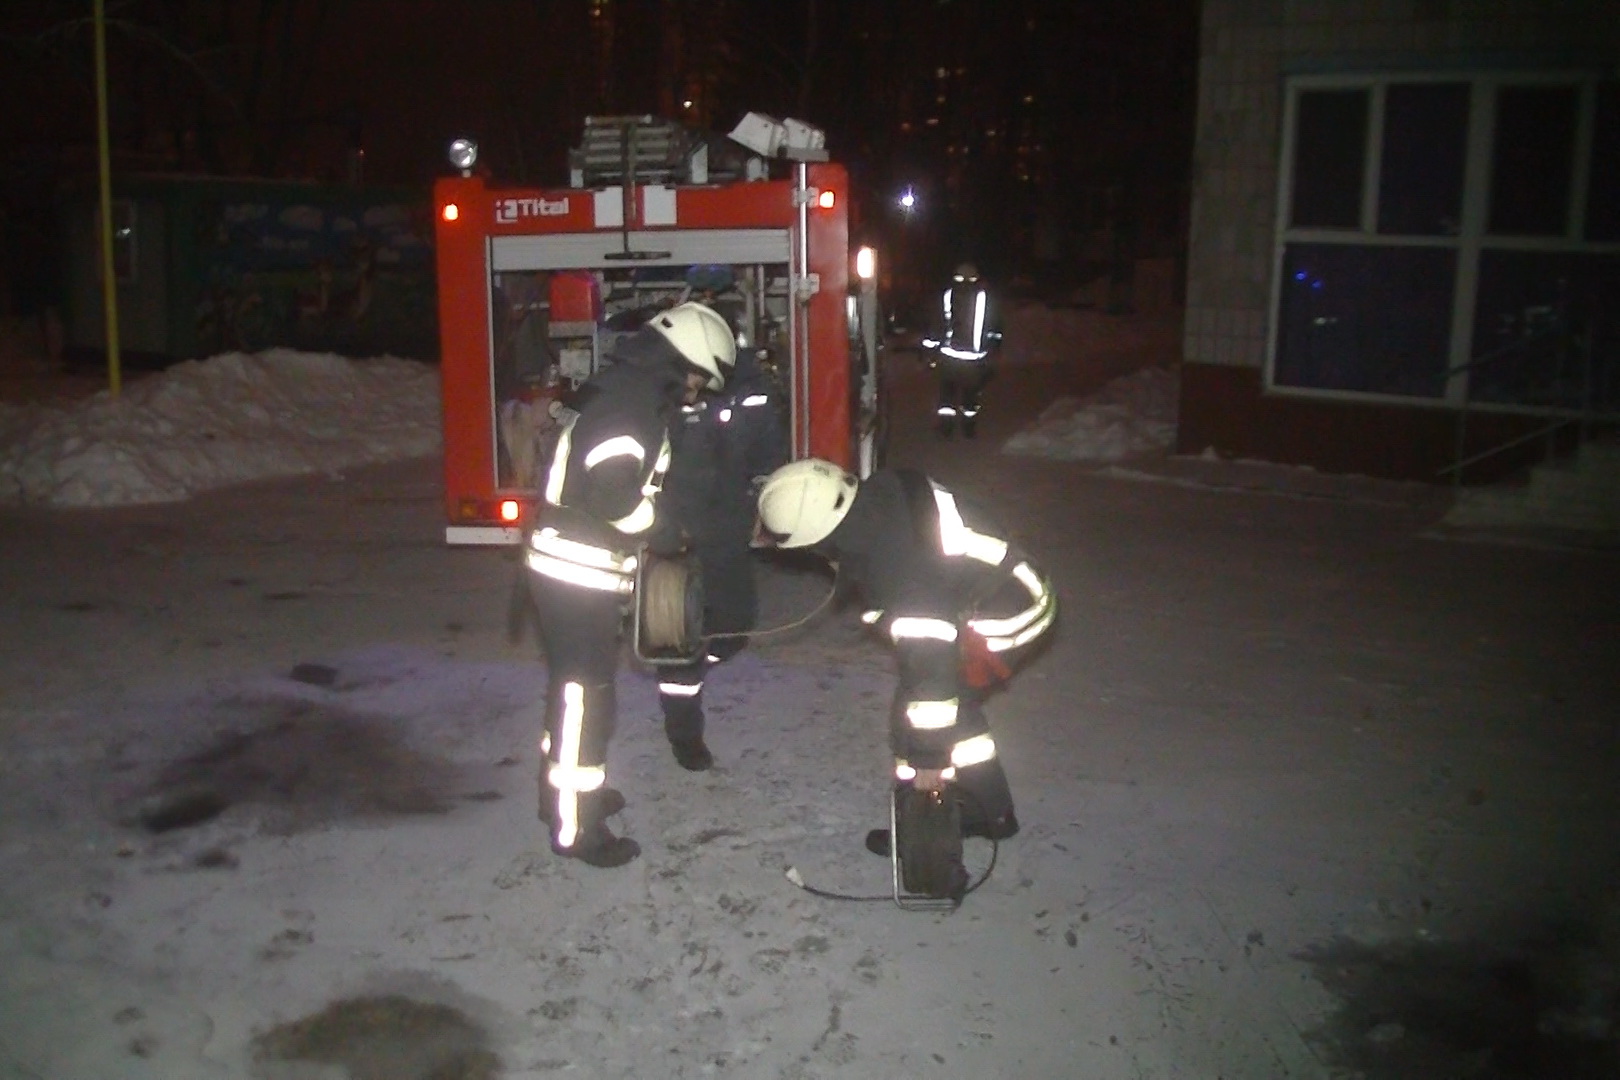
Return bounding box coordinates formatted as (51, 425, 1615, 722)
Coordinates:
(637, 553, 840, 654)
(639, 555, 704, 656)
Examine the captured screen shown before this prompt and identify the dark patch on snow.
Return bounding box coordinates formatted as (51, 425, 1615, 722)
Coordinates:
(56, 600, 102, 612)
(259, 927, 313, 961)
(288, 662, 340, 688)
(252, 994, 501, 1079)
(127, 697, 459, 835)
(138, 787, 228, 832)
(262, 590, 307, 601)
(191, 846, 238, 869)
(1301, 916, 1619, 1079)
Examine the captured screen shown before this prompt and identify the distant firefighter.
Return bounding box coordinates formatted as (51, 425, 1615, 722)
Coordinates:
(921, 262, 1002, 439)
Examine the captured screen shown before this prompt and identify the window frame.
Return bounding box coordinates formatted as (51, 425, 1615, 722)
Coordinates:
(1268, 70, 1620, 415)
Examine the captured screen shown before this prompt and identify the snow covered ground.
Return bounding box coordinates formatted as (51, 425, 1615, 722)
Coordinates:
(2, 308, 1618, 1079)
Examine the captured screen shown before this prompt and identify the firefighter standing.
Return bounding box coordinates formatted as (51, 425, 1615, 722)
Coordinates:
(922, 262, 1002, 439)
(526, 301, 735, 867)
(657, 344, 788, 770)
(755, 459, 1057, 851)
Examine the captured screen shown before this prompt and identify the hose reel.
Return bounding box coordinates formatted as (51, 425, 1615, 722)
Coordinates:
(891, 777, 970, 910)
(634, 551, 705, 666)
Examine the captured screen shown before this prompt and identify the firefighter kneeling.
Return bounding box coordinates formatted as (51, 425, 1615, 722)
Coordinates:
(756, 459, 1057, 863)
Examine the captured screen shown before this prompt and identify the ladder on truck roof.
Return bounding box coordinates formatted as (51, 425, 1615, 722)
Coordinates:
(568, 115, 765, 189)
(568, 115, 700, 188)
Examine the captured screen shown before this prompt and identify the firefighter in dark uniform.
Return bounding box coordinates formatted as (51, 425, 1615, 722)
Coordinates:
(526, 301, 735, 867)
(755, 458, 1056, 851)
(657, 345, 788, 770)
(921, 262, 1002, 439)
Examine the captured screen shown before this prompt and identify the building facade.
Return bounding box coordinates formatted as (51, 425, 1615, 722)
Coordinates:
(1183, 0, 1619, 481)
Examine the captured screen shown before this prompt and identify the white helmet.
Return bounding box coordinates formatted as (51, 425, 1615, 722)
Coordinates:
(650, 301, 736, 391)
(756, 458, 859, 548)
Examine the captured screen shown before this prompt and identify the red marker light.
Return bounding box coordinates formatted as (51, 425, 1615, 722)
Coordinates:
(442, 203, 460, 222)
(817, 190, 836, 210)
(499, 499, 522, 523)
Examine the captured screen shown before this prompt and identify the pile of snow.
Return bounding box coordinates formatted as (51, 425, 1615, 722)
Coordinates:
(0, 349, 441, 508)
(1002, 366, 1179, 463)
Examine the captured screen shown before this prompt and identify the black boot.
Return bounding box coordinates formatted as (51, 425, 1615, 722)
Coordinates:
(542, 783, 637, 867)
(962, 810, 1019, 840)
(663, 694, 713, 771)
(865, 828, 892, 856)
(955, 759, 1016, 838)
(961, 417, 978, 439)
(669, 736, 714, 772)
(552, 823, 641, 868)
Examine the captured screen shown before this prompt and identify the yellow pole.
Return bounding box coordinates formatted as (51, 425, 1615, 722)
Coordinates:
(93, 0, 121, 395)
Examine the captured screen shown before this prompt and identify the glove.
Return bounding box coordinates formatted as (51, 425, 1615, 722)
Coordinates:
(960, 627, 1012, 690)
(645, 520, 689, 559)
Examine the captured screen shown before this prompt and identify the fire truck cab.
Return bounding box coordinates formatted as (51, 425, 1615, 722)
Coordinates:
(433, 113, 885, 545)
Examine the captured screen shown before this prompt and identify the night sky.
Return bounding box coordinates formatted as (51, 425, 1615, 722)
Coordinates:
(0, 0, 1199, 301)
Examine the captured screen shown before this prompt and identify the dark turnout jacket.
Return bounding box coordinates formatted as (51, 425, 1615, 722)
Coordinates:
(539, 329, 690, 558)
(663, 349, 787, 550)
(815, 469, 1056, 657)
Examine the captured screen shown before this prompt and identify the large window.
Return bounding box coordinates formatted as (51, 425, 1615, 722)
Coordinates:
(1489, 85, 1578, 236)
(1272, 74, 1620, 412)
(1377, 83, 1469, 237)
(1276, 244, 1455, 397)
(1289, 90, 1367, 229)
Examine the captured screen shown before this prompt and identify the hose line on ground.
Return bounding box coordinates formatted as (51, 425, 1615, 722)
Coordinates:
(784, 788, 1001, 904)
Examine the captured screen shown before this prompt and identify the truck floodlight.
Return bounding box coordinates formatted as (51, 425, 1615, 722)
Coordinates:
(782, 118, 827, 153)
(817, 190, 836, 209)
(441, 203, 459, 222)
(448, 138, 478, 175)
(728, 112, 785, 158)
(730, 113, 829, 162)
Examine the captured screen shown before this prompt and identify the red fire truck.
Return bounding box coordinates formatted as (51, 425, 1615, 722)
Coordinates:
(432, 113, 885, 545)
